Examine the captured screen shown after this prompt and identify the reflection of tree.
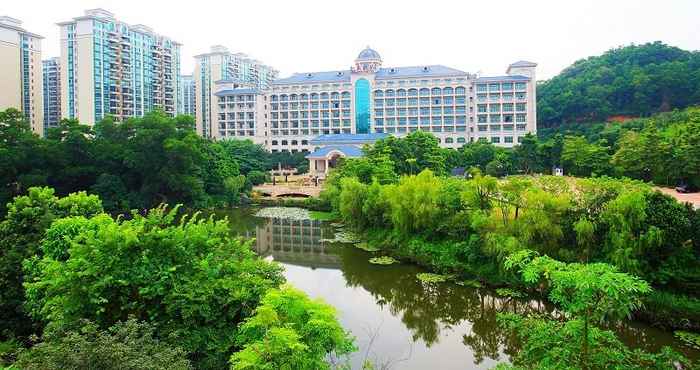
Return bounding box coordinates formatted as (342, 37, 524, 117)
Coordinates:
(338, 246, 553, 365)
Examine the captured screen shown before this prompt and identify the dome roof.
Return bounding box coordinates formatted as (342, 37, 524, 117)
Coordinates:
(357, 46, 381, 61)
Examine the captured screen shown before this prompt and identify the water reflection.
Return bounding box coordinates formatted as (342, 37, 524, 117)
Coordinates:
(214, 208, 698, 368)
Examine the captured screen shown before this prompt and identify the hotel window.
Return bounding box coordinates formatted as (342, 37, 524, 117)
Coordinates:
(477, 94, 487, 102)
(457, 137, 466, 143)
(503, 103, 514, 112)
(419, 88, 430, 96)
(374, 90, 384, 97)
(385, 89, 395, 97)
(300, 94, 308, 100)
(409, 117, 418, 125)
(478, 125, 487, 132)
(490, 114, 501, 123)
(420, 117, 430, 125)
(456, 106, 466, 114)
(311, 93, 319, 100)
(516, 103, 526, 112)
(385, 108, 395, 116)
(515, 82, 526, 90)
(491, 137, 501, 144)
(504, 136, 514, 143)
(432, 117, 442, 124)
(386, 118, 396, 125)
(504, 114, 514, 123)
(397, 89, 406, 97)
(409, 108, 418, 116)
(502, 93, 513, 101)
(444, 106, 454, 114)
(397, 99, 407, 106)
(489, 83, 500, 91)
(432, 127, 442, 133)
(503, 124, 514, 131)
(420, 107, 430, 115)
(342, 91, 351, 99)
(516, 92, 527, 100)
(312, 102, 319, 109)
(443, 87, 453, 95)
(445, 137, 454, 144)
(386, 99, 395, 107)
(408, 98, 418, 105)
(398, 108, 407, 116)
(433, 97, 441, 105)
(431, 88, 441, 95)
(489, 104, 500, 113)
(331, 92, 340, 99)
(456, 96, 466, 104)
(502, 83, 513, 90)
(478, 115, 487, 123)
(321, 92, 329, 99)
(516, 114, 526, 123)
(408, 88, 418, 97)
(455, 86, 466, 94)
(456, 116, 466, 124)
(490, 125, 501, 132)
(420, 97, 430, 106)
(398, 117, 407, 125)
(444, 96, 454, 105)
(431, 107, 441, 115)
(477, 104, 487, 113)
(516, 123, 527, 130)
(489, 94, 500, 102)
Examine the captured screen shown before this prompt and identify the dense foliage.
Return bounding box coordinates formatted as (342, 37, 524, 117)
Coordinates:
(0, 188, 353, 369)
(537, 42, 700, 126)
(0, 187, 103, 341)
(13, 319, 192, 370)
(0, 108, 307, 216)
(324, 148, 700, 327)
(231, 286, 355, 369)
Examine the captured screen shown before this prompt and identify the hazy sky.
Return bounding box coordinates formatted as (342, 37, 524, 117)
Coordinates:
(5, 0, 699, 80)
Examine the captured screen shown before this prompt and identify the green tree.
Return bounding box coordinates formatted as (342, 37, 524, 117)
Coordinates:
(0, 187, 103, 341)
(504, 251, 653, 369)
(24, 205, 285, 368)
(14, 319, 192, 370)
(230, 286, 356, 370)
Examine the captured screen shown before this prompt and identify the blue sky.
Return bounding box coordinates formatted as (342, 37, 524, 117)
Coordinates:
(5, 0, 699, 79)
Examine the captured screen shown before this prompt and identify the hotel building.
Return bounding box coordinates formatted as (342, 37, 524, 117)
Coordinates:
(58, 9, 181, 125)
(178, 74, 195, 116)
(0, 16, 43, 135)
(209, 47, 536, 152)
(42, 57, 61, 133)
(194, 45, 278, 137)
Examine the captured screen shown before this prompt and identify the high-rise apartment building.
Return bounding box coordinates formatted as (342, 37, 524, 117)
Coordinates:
(179, 74, 195, 116)
(58, 9, 181, 125)
(42, 57, 61, 133)
(194, 45, 278, 137)
(209, 47, 536, 151)
(0, 16, 43, 134)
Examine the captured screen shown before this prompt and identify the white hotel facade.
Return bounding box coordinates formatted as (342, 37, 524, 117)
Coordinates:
(201, 47, 536, 151)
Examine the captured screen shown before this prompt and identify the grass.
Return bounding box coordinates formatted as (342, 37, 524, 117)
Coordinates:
(309, 211, 336, 221)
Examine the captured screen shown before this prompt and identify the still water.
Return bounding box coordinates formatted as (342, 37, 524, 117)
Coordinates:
(216, 207, 698, 369)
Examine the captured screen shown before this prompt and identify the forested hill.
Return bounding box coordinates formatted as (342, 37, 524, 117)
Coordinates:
(537, 42, 700, 128)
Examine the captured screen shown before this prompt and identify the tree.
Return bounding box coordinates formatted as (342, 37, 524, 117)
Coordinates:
(24, 205, 285, 368)
(513, 133, 541, 174)
(0, 187, 103, 341)
(504, 251, 653, 369)
(560, 136, 612, 177)
(230, 286, 356, 370)
(14, 319, 192, 370)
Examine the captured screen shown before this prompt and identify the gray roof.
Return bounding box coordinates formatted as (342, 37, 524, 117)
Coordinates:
(306, 145, 364, 159)
(272, 64, 468, 85)
(476, 75, 530, 82)
(310, 133, 389, 145)
(357, 47, 381, 60)
(273, 70, 352, 85)
(509, 60, 537, 68)
(375, 65, 467, 79)
(214, 88, 260, 96)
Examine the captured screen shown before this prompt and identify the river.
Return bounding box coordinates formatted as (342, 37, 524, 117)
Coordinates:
(215, 207, 699, 369)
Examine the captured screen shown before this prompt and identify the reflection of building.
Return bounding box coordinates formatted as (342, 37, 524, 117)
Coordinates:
(0, 16, 43, 135)
(306, 133, 386, 178)
(253, 218, 340, 269)
(42, 57, 61, 134)
(206, 46, 536, 153)
(58, 9, 181, 124)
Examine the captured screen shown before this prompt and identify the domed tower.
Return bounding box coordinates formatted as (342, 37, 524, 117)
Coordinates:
(352, 46, 382, 73)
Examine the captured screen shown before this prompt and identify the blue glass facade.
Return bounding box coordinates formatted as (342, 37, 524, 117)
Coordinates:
(354, 78, 370, 134)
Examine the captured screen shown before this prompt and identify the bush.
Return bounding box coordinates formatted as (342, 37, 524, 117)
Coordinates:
(24, 205, 284, 368)
(246, 170, 268, 186)
(14, 319, 191, 370)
